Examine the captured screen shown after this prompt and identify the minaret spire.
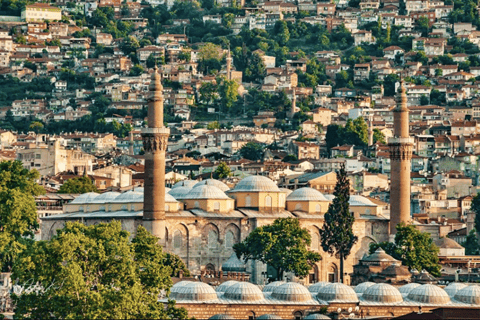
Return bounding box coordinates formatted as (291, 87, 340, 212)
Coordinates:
(388, 80, 413, 236)
(142, 65, 169, 245)
(226, 48, 232, 81)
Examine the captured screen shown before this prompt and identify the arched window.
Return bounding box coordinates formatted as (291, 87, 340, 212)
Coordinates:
(315, 204, 321, 213)
(225, 230, 234, 249)
(173, 230, 182, 249)
(165, 204, 170, 211)
(265, 195, 272, 207)
(208, 230, 217, 249)
(99, 206, 105, 212)
(245, 195, 251, 207)
(311, 232, 320, 251)
(295, 203, 302, 211)
(121, 205, 127, 211)
(194, 201, 200, 208)
(214, 201, 220, 211)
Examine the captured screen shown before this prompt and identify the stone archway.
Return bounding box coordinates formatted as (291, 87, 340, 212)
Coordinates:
(328, 263, 338, 283)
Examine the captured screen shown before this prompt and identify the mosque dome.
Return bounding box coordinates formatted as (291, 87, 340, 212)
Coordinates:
(398, 283, 421, 297)
(444, 282, 467, 298)
(317, 283, 359, 303)
(407, 284, 450, 304)
(165, 192, 179, 203)
(263, 281, 285, 293)
(362, 248, 398, 263)
(286, 187, 328, 202)
(279, 188, 293, 196)
(91, 192, 121, 203)
(169, 281, 191, 299)
(362, 283, 403, 303)
(113, 191, 143, 203)
(174, 282, 218, 301)
(172, 180, 197, 189)
(194, 179, 230, 192)
(222, 253, 246, 272)
(209, 314, 235, 320)
(223, 282, 264, 301)
(354, 282, 375, 294)
(454, 285, 480, 305)
(304, 314, 331, 320)
(133, 187, 144, 193)
(257, 314, 282, 320)
(231, 176, 280, 192)
(168, 186, 192, 200)
(165, 187, 171, 192)
(308, 282, 330, 294)
(349, 195, 377, 206)
(271, 282, 312, 302)
(70, 192, 100, 204)
(216, 280, 239, 293)
(185, 185, 231, 200)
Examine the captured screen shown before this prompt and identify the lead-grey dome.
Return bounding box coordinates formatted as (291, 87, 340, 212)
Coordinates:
(174, 282, 218, 301)
(279, 188, 293, 196)
(407, 284, 450, 304)
(362, 283, 403, 303)
(170, 281, 192, 299)
(165, 192, 179, 203)
(257, 314, 282, 320)
(317, 283, 358, 303)
(222, 253, 246, 272)
(91, 192, 121, 203)
(271, 282, 312, 302)
(231, 176, 280, 192)
(194, 179, 230, 192)
(185, 185, 231, 200)
(216, 280, 239, 293)
(454, 285, 480, 305)
(113, 191, 143, 203)
(308, 282, 329, 293)
(263, 281, 285, 292)
(304, 314, 331, 320)
(172, 180, 197, 189)
(70, 192, 100, 204)
(354, 282, 375, 294)
(133, 187, 144, 193)
(209, 314, 235, 320)
(398, 283, 421, 296)
(168, 186, 192, 200)
(444, 282, 467, 298)
(286, 187, 328, 202)
(223, 282, 264, 301)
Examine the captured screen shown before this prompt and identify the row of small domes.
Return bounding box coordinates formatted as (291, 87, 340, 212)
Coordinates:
(169, 280, 480, 305)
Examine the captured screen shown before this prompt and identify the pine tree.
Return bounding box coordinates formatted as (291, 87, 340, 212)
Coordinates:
(319, 164, 357, 283)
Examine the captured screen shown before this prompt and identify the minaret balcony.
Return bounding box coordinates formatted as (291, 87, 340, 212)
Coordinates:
(388, 137, 414, 145)
(141, 127, 170, 135)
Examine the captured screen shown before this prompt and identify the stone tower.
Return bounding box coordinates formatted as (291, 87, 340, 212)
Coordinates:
(129, 130, 134, 155)
(142, 66, 169, 245)
(289, 88, 296, 119)
(368, 113, 374, 146)
(388, 80, 413, 235)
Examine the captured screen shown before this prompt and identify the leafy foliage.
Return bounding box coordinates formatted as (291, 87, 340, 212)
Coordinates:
(58, 177, 99, 194)
(239, 142, 264, 161)
(215, 162, 232, 178)
(234, 218, 321, 280)
(462, 229, 480, 255)
(325, 117, 369, 150)
(369, 224, 441, 276)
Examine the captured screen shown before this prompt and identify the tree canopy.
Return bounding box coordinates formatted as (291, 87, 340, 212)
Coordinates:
(12, 221, 189, 319)
(233, 217, 321, 280)
(369, 223, 441, 276)
(58, 176, 100, 194)
(215, 162, 232, 178)
(239, 142, 264, 161)
(326, 117, 369, 151)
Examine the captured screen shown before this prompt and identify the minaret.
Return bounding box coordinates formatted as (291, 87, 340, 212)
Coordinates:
(142, 66, 169, 245)
(226, 49, 232, 81)
(388, 80, 413, 236)
(289, 88, 296, 119)
(368, 113, 374, 146)
(129, 130, 134, 155)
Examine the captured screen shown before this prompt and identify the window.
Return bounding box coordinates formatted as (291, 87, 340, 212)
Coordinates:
(265, 195, 272, 207)
(295, 203, 302, 211)
(311, 232, 319, 251)
(208, 230, 217, 249)
(165, 204, 170, 211)
(173, 230, 182, 249)
(315, 204, 321, 213)
(214, 202, 220, 211)
(245, 195, 251, 207)
(225, 230, 234, 249)
(194, 201, 200, 208)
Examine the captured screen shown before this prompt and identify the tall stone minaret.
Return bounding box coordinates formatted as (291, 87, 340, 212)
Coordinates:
(226, 49, 232, 81)
(289, 88, 296, 119)
(129, 130, 134, 155)
(368, 113, 374, 146)
(142, 66, 169, 245)
(388, 80, 413, 236)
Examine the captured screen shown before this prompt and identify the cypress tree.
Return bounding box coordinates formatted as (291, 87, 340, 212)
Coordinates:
(320, 164, 358, 283)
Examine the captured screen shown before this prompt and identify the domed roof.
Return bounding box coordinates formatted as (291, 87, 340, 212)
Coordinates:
(279, 188, 293, 196)
(286, 187, 328, 202)
(209, 314, 235, 320)
(454, 285, 480, 305)
(165, 192, 179, 203)
(263, 281, 285, 292)
(222, 253, 246, 272)
(231, 176, 280, 192)
(399, 283, 421, 296)
(362, 283, 403, 303)
(354, 282, 375, 294)
(223, 282, 264, 301)
(71, 192, 100, 204)
(174, 282, 217, 301)
(168, 186, 192, 200)
(407, 284, 450, 304)
(271, 282, 312, 302)
(133, 187, 144, 193)
(317, 283, 359, 303)
(349, 195, 377, 206)
(165, 187, 171, 192)
(170, 281, 192, 299)
(216, 280, 239, 293)
(304, 314, 331, 320)
(444, 282, 467, 298)
(194, 179, 230, 192)
(90, 192, 121, 203)
(257, 314, 282, 320)
(185, 185, 231, 200)
(113, 191, 143, 203)
(362, 248, 398, 263)
(308, 282, 329, 294)
(434, 237, 464, 249)
(172, 180, 197, 189)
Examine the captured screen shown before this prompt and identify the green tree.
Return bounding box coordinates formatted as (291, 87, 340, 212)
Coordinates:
(320, 164, 357, 283)
(373, 128, 386, 144)
(199, 82, 218, 105)
(58, 177, 99, 194)
(218, 77, 239, 110)
(207, 121, 220, 130)
(29, 121, 43, 133)
(435, 68, 443, 77)
(420, 94, 429, 105)
(273, 21, 290, 46)
(234, 218, 321, 280)
(462, 229, 480, 255)
(239, 142, 264, 161)
(0, 161, 45, 272)
(471, 192, 480, 232)
(369, 223, 441, 276)
(130, 64, 145, 76)
(12, 221, 189, 319)
(215, 162, 232, 178)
